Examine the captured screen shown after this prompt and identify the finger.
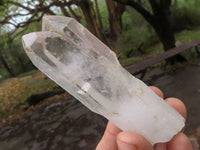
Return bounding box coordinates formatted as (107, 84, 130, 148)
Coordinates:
(149, 86, 164, 98)
(117, 131, 154, 150)
(155, 143, 167, 150)
(167, 132, 193, 150)
(96, 121, 122, 150)
(165, 97, 187, 119)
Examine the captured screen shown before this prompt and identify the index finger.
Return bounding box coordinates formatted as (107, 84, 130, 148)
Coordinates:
(96, 121, 121, 150)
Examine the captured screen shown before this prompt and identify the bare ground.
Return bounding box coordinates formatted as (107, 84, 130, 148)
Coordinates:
(0, 59, 200, 150)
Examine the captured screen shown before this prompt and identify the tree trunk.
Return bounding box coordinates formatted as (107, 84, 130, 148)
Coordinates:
(68, 6, 81, 22)
(60, 5, 70, 17)
(94, 0, 103, 30)
(114, 0, 186, 63)
(151, 12, 186, 63)
(105, 0, 119, 38)
(114, 0, 175, 49)
(11, 51, 27, 72)
(174, 0, 178, 8)
(16, 55, 26, 72)
(0, 55, 15, 76)
(79, 0, 102, 40)
(152, 13, 175, 51)
(115, 4, 126, 33)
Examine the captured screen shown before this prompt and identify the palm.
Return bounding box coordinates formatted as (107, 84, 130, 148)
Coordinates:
(96, 87, 193, 150)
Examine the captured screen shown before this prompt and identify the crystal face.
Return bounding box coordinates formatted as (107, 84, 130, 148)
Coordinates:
(22, 16, 185, 145)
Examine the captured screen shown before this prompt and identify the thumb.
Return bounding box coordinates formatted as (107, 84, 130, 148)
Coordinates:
(117, 131, 154, 150)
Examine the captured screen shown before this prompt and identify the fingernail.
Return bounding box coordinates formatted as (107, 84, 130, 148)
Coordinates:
(117, 140, 137, 150)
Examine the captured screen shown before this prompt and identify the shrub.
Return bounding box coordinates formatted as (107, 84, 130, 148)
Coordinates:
(171, 7, 200, 32)
(116, 26, 159, 58)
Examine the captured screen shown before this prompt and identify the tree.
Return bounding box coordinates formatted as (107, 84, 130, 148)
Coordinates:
(174, 0, 178, 8)
(0, 54, 15, 76)
(0, 39, 15, 76)
(94, 0, 103, 30)
(76, 0, 103, 40)
(0, 0, 126, 42)
(0, 0, 104, 40)
(115, 3, 126, 33)
(0, 1, 72, 39)
(0, 0, 126, 77)
(105, 0, 126, 38)
(105, 0, 120, 38)
(9, 40, 27, 72)
(0, 21, 40, 76)
(0, 0, 3, 5)
(114, 0, 176, 51)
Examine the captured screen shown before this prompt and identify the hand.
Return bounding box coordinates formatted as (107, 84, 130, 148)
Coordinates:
(96, 86, 193, 150)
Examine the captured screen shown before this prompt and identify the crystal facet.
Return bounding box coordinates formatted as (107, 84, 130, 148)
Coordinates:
(22, 16, 185, 145)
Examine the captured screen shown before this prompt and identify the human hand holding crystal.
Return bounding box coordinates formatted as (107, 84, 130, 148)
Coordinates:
(96, 86, 193, 150)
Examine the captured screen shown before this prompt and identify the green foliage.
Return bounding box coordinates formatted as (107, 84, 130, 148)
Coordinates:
(181, 47, 199, 61)
(0, 68, 9, 78)
(174, 0, 200, 8)
(80, 18, 88, 28)
(143, 28, 200, 65)
(116, 28, 141, 57)
(120, 56, 142, 66)
(1, 34, 9, 49)
(0, 20, 41, 77)
(175, 28, 200, 42)
(122, 6, 150, 29)
(0, 0, 200, 78)
(116, 26, 159, 58)
(171, 7, 200, 32)
(116, 6, 162, 58)
(0, 34, 35, 77)
(98, 0, 109, 31)
(0, 0, 3, 5)
(116, 1, 200, 60)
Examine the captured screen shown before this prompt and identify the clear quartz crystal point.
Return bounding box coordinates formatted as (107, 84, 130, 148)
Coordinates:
(22, 15, 185, 145)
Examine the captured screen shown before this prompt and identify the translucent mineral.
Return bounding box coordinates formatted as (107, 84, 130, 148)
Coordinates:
(22, 16, 185, 145)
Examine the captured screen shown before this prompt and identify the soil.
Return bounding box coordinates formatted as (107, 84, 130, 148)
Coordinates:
(0, 97, 107, 150)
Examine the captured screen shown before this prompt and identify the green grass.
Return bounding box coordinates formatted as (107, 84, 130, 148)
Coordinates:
(116, 26, 159, 58)
(120, 57, 143, 66)
(116, 27, 200, 70)
(175, 28, 200, 42)
(0, 68, 10, 79)
(144, 27, 200, 56)
(17, 69, 38, 78)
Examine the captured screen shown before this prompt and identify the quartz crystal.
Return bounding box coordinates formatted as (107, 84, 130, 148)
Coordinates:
(22, 16, 185, 145)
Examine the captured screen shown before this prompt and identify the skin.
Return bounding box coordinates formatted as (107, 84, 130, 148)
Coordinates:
(96, 86, 193, 150)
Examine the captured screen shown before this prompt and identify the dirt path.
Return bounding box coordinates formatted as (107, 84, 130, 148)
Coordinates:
(0, 59, 200, 150)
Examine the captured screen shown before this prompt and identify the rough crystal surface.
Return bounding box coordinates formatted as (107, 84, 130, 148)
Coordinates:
(22, 16, 185, 145)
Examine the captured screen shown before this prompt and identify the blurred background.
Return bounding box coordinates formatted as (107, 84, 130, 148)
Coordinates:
(0, 0, 200, 149)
